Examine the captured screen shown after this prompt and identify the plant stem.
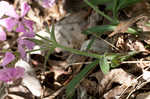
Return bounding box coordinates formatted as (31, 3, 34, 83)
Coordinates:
(26, 47, 49, 53)
(54, 43, 102, 59)
(84, 0, 117, 24)
(35, 34, 53, 43)
(35, 33, 102, 59)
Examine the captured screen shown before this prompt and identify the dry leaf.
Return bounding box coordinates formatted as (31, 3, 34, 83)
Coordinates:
(104, 85, 127, 99)
(124, 0, 150, 17)
(136, 92, 150, 99)
(81, 68, 136, 98)
(109, 15, 147, 37)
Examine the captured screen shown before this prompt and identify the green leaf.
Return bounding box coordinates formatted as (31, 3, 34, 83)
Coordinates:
(26, 47, 49, 53)
(66, 60, 99, 97)
(105, 53, 120, 60)
(55, 43, 102, 59)
(45, 26, 51, 39)
(82, 25, 116, 35)
(36, 26, 56, 69)
(106, 0, 141, 11)
(106, 53, 121, 68)
(28, 38, 44, 45)
(43, 46, 55, 69)
(145, 22, 150, 27)
(111, 57, 121, 68)
(109, 51, 139, 68)
(127, 27, 138, 35)
(86, 37, 96, 50)
(99, 56, 110, 74)
(117, 0, 141, 10)
(84, 0, 116, 24)
(120, 51, 138, 62)
(82, 24, 138, 36)
(90, 0, 112, 5)
(35, 33, 52, 43)
(50, 24, 57, 43)
(112, 0, 119, 21)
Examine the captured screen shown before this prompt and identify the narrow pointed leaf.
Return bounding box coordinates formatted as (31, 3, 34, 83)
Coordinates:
(99, 56, 110, 74)
(28, 38, 44, 45)
(66, 60, 99, 97)
(82, 25, 116, 35)
(86, 37, 96, 50)
(44, 46, 55, 69)
(82, 25, 137, 36)
(50, 24, 57, 43)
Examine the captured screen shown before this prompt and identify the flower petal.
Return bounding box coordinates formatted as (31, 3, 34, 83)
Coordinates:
(23, 40, 35, 50)
(16, 22, 26, 32)
(23, 31, 35, 38)
(0, 1, 18, 18)
(1, 52, 15, 67)
(21, 2, 30, 17)
(0, 27, 6, 41)
(23, 19, 34, 32)
(0, 1, 8, 18)
(5, 4, 19, 18)
(18, 44, 26, 60)
(0, 17, 17, 31)
(42, 0, 55, 8)
(0, 67, 24, 82)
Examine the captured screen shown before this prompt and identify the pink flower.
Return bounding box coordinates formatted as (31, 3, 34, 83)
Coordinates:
(0, 1, 19, 41)
(0, 52, 15, 67)
(16, 19, 34, 33)
(17, 32, 35, 60)
(0, 1, 34, 40)
(0, 67, 24, 82)
(0, 27, 6, 41)
(0, 52, 24, 83)
(15, 2, 33, 33)
(0, 1, 35, 59)
(0, 17, 18, 32)
(42, 0, 55, 8)
(20, 2, 30, 17)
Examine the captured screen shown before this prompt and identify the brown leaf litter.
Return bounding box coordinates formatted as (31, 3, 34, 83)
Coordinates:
(80, 68, 135, 98)
(3, 0, 150, 99)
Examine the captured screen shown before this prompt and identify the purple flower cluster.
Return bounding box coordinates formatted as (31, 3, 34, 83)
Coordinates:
(0, 1, 35, 82)
(0, 52, 24, 82)
(0, 1, 35, 59)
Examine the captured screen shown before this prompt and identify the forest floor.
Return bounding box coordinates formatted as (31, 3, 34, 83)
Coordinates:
(1, 0, 150, 99)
